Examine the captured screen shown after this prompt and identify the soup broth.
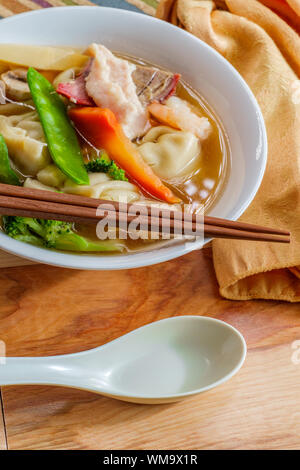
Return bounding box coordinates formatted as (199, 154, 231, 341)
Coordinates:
(0, 44, 230, 255)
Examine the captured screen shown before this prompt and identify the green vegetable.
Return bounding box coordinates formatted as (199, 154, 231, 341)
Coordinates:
(85, 155, 128, 181)
(27, 68, 89, 185)
(0, 134, 20, 186)
(3, 216, 123, 252)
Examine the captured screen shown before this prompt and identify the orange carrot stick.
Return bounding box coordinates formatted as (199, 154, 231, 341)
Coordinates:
(69, 107, 180, 204)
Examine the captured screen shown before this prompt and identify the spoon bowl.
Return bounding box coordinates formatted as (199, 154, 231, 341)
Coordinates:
(0, 316, 246, 404)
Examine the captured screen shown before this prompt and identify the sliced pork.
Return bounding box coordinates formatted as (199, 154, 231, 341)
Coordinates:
(133, 67, 180, 106)
(84, 44, 148, 140)
(56, 44, 180, 139)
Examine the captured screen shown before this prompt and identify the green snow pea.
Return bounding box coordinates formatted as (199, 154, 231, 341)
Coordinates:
(27, 68, 89, 185)
(0, 134, 20, 186)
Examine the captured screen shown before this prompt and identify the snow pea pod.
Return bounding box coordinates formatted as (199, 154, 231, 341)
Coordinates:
(27, 68, 89, 185)
(0, 134, 20, 185)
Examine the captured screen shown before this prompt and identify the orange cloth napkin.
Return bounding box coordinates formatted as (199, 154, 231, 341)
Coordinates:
(157, 0, 300, 302)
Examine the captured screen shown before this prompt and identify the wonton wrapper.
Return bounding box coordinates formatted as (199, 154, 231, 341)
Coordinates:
(24, 177, 57, 192)
(0, 101, 35, 116)
(0, 111, 51, 175)
(37, 164, 67, 188)
(63, 172, 141, 203)
(138, 125, 200, 180)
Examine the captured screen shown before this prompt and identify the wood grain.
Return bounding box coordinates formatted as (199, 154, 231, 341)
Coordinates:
(0, 249, 34, 268)
(0, 247, 300, 449)
(0, 391, 7, 450)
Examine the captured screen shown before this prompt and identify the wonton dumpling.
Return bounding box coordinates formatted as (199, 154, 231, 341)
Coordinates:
(24, 178, 57, 192)
(63, 172, 141, 203)
(137, 126, 200, 180)
(37, 164, 67, 188)
(11, 111, 45, 141)
(95, 181, 141, 203)
(0, 111, 50, 175)
(0, 102, 35, 116)
(63, 173, 110, 198)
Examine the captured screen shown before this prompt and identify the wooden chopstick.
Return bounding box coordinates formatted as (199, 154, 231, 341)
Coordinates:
(0, 203, 290, 243)
(0, 183, 290, 236)
(0, 184, 290, 243)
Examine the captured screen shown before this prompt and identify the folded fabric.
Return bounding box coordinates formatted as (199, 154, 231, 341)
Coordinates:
(157, 0, 300, 301)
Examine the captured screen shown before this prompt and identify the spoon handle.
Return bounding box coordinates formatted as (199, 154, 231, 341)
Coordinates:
(0, 356, 69, 386)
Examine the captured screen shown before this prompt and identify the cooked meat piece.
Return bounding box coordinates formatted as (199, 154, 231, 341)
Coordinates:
(148, 96, 212, 140)
(56, 60, 94, 106)
(56, 45, 180, 139)
(58, 61, 180, 110)
(133, 66, 180, 106)
(84, 44, 149, 140)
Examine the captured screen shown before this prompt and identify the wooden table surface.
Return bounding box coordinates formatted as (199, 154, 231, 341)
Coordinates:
(0, 246, 299, 450)
(0, 395, 6, 450)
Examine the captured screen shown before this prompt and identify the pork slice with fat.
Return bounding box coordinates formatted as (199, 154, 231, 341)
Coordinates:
(84, 44, 149, 140)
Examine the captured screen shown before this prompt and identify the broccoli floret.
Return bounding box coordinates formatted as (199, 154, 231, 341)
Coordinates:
(3, 216, 123, 253)
(85, 155, 128, 181)
(107, 161, 128, 181)
(38, 219, 74, 248)
(3, 216, 44, 247)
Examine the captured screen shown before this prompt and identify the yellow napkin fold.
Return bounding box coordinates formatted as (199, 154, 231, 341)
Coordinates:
(157, 0, 300, 301)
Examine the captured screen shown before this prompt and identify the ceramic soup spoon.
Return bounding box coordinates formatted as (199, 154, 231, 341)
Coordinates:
(0, 316, 246, 404)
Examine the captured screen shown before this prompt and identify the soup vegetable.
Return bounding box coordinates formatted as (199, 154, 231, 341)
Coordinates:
(0, 43, 228, 254)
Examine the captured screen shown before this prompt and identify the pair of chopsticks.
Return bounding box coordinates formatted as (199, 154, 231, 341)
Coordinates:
(0, 183, 290, 243)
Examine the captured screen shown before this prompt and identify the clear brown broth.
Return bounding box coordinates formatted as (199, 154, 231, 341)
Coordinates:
(0, 53, 230, 255)
(76, 55, 230, 253)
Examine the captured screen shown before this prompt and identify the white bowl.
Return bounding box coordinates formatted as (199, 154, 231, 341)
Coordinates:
(0, 6, 267, 270)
